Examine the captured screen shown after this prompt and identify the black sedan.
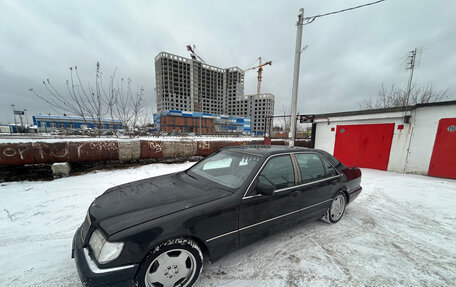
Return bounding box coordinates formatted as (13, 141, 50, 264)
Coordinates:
(72, 145, 362, 287)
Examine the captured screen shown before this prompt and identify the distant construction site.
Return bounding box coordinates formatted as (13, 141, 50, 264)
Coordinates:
(154, 47, 274, 135)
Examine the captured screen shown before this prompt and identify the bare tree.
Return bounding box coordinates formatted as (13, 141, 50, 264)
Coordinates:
(130, 86, 145, 133)
(101, 67, 119, 132)
(137, 107, 154, 129)
(114, 78, 134, 133)
(360, 83, 448, 110)
(30, 62, 147, 136)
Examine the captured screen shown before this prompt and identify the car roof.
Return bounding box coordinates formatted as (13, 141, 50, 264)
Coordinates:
(220, 145, 344, 169)
(221, 145, 314, 156)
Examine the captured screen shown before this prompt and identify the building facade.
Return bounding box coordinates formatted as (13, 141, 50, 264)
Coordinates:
(313, 101, 456, 179)
(246, 93, 275, 135)
(153, 110, 251, 135)
(155, 52, 273, 134)
(155, 52, 245, 115)
(33, 115, 123, 132)
(0, 124, 17, 133)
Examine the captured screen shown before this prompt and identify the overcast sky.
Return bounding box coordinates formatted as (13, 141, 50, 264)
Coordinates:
(1, 0, 455, 124)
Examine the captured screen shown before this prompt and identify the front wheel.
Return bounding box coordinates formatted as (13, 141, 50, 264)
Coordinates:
(322, 192, 346, 224)
(135, 237, 203, 287)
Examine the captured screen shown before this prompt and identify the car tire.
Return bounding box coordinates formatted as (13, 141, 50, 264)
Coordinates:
(135, 237, 203, 287)
(322, 192, 346, 224)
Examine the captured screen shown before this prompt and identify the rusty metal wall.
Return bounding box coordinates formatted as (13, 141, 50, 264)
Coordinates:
(0, 141, 119, 165)
(0, 139, 302, 166)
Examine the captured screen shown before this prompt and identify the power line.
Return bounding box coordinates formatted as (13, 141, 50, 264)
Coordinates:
(300, 0, 386, 25)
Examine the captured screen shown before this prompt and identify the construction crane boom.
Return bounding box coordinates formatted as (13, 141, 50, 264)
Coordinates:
(244, 57, 272, 96)
(186, 44, 205, 63)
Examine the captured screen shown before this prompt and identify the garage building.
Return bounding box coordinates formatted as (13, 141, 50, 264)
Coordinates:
(313, 100, 456, 179)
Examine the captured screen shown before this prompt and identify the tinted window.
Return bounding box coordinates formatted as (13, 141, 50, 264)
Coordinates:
(258, 155, 295, 190)
(322, 157, 338, 177)
(318, 150, 343, 169)
(295, 153, 325, 183)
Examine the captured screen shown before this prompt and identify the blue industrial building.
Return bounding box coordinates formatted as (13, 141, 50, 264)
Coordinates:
(33, 115, 123, 132)
(154, 110, 251, 135)
(0, 124, 18, 133)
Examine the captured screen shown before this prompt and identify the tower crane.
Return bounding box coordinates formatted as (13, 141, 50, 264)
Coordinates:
(186, 44, 206, 63)
(244, 57, 272, 96)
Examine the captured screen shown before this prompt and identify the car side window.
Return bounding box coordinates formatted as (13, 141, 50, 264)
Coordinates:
(258, 155, 295, 190)
(322, 157, 338, 177)
(295, 153, 325, 183)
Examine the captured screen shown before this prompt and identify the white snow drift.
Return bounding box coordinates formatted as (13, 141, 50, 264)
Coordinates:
(0, 164, 455, 286)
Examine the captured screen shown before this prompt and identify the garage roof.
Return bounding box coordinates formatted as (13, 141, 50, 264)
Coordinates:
(312, 100, 456, 118)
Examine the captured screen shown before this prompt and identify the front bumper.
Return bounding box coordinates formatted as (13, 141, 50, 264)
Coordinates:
(72, 227, 139, 287)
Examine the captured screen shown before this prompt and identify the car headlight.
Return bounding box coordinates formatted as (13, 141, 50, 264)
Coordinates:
(88, 229, 124, 264)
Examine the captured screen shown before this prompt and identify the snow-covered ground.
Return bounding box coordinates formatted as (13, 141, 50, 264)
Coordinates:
(1, 164, 455, 286)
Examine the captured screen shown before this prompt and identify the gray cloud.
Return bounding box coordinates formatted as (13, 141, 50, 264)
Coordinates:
(1, 0, 455, 124)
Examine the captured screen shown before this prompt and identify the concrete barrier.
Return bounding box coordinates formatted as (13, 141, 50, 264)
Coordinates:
(51, 162, 71, 178)
(118, 140, 141, 161)
(0, 138, 309, 166)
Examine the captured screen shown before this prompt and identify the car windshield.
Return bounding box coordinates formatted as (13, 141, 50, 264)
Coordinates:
(188, 150, 261, 189)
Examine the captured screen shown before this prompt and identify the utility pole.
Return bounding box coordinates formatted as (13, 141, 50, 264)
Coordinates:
(289, 8, 304, 147)
(405, 48, 417, 107)
(287, 2, 384, 146)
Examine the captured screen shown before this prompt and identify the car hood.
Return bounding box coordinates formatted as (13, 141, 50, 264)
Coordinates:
(89, 172, 232, 236)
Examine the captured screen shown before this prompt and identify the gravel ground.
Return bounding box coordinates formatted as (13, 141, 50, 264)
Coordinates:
(1, 163, 455, 287)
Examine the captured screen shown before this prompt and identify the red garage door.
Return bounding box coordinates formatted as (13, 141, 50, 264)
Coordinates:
(334, 123, 395, 170)
(428, 118, 456, 179)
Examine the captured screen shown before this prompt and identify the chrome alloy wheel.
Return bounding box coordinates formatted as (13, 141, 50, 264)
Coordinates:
(145, 249, 197, 287)
(330, 194, 346, 221)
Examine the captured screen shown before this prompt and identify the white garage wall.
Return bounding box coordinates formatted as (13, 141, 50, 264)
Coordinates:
(387, 121, 412, 173)
(405, 105, 456, 174)
(313, 121, 336, 155)
(314, 103, 456, 175)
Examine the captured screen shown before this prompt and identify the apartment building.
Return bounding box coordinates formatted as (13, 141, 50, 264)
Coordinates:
(154, 52, 274, 134)
(249, 93, 275, 134)
(239, 93, 275, 135)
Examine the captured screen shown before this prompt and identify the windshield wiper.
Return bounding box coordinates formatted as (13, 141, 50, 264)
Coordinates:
(185, 170, 197, 180)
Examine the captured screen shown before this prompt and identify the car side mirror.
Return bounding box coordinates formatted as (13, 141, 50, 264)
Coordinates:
(256, 182, 275, 196)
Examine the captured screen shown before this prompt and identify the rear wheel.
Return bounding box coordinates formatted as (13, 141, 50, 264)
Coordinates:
(135, 238, 203, 287)
(322, 192, 346, 224)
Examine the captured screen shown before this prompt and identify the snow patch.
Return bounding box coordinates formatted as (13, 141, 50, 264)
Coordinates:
(1, 166, 455, 286)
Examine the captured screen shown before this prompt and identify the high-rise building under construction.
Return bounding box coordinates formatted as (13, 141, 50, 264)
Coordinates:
(155, 52, 274, 134)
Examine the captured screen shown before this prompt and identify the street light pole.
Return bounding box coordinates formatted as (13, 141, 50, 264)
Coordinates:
(11, 104, 17, 133)
(289, 8, 304, 147)
(24, 109, 30, 127)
